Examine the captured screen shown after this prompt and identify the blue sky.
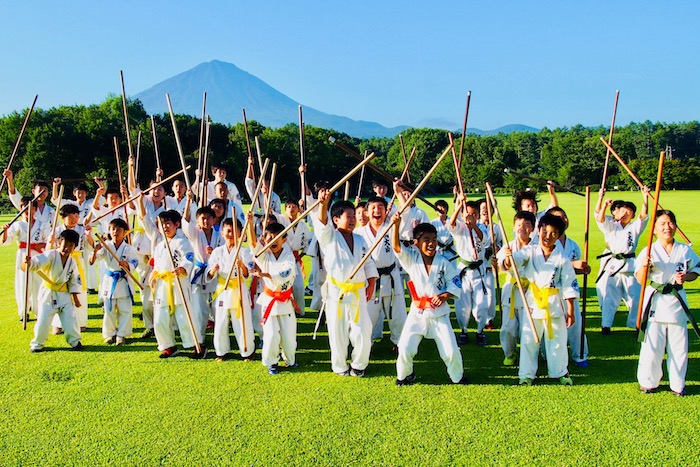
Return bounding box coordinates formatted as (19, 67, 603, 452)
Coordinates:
(1, 1, 698, 130)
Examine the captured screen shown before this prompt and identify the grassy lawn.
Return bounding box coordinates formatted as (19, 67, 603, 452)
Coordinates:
(0, 191, 698, 465)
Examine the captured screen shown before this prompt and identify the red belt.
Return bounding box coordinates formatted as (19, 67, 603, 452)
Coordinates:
(407, 281, 434, 312)
(261, 287, 300, 324)
(19, 242, 43, 253)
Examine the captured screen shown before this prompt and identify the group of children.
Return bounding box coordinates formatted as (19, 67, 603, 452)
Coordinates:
(3, 161, 697, 394)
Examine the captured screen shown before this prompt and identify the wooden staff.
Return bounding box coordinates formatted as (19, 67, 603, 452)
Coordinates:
(346, 143, 453, 281)
(224, 160, 270, 287)
(329, 137, 437, 210)
(484, 190, 502, 316)
(0, 189, 45, 236)
(298, 105, 307, 206)
(449, 132, 477, 256)
(134, 131, 142, 181)
(256, 152, 378, 257)
(387, 146, 417, 208)
(23, 201, 33, 330)
(200, 118, 211, 207)
(242, 109, 261, 175)
(458, 91, 471, 170)
(600, 137, 691, 244)
(398, 135, 411, 183)
(356, 150, 369, 200)
(165, 93, 192, 190)
(252, 136, 266, 211)
(343, 181, 350, 201)
(231, 205, 247, 353)
(119, 71, 134, 158)
(580, 186, 591, 360)
(600, 90, 620, 190)
(503, 168, 584, 196)
(90, 167, 190, 225)
(1, 95, 38, 194)
(263, 163, 277, 227)
(157, 218, 201, 353)
(113, 137, 130, 239)
(197, 92, 207, 167)
(49, 185, 64, 249)
(150, 115, 162, 175)
(93, 234, 144, 290)
(485, 182, 539, 344)
(636, 151, 665, 330)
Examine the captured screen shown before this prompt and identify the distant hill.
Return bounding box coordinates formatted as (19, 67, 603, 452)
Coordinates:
(135, 60, 539, 138)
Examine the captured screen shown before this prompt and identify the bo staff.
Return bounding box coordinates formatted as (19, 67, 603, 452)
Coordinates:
(503, 168, 584, 197)
(93, 234, 144, 290)
(600, 137, 691, 244)
(401, 147, 417, 181)
(329, 137, 437, 210)
(636, 151, 665, 330)
(580, 186, 591, 360)
(299, 105, 307, 206)
(344, 181, 350, 201)
(398, 135, 411, 183)
(449, 132, 477, 256)
(485, 182, 540, 344)
(484, 191, 502, 316)
(49, 185, 64, 249)
(90, 166, 190, 225)
(242, 109, 261, 175)
(256, 152, 378, 257)
(135, 131, 142, 181)
(23, 201, 33, 330)
(457, 91, 471, 170)
(599, 90, 620, 189)
(263, 163, 277, 227)
(356, 150, 369, 200)
(197, 92, 207, 163)
(346, 143, 453, 281)
(165, 93, 192, 190)
(0, 189, 45, 236)
(113, 137, 130, 238)
(1, 95, 38, 194)
(150, 115, 162, 175)
(157, 218, 201, 353)
(200, 118, 211, 207)
(223, 159, 270, 287)
(253, 136, 266, 211)
(231, 206, 247, 353)
(119, 71, 134, 158)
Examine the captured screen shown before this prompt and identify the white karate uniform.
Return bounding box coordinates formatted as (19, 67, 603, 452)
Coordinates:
(311, 215, 378, 374)
(480, 221, 503, 322)
(193, 179, 242, 206)
(28, 250, 82, 351)
(307, 237, 326, 311)
(497, 239, 528, 359)
(283, 216, 312, 317)
(51, 225, 91, 328)
(10, 191, 54, 224)
(54, 197, 98, 290)
(244, 177, 281, 214)
(636, 241, 700, 393)
(398, 205, 429, 241)
(431, 216, 458, 261)
(95, 240, 138, 339)
(558, 237, 589, 363)
(595, 213, 648, 328)
(448, 219, 490, 334)
(395, 244, 464, 383)
(207, 244, 255, 358)
(511, 243, 579, 380)
(357, 221, 407, 345)
(255, 244, 298, 367)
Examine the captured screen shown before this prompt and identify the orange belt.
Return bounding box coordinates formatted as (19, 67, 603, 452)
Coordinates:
(19, 242, 43, 253)
(407, 281, 434, 313)
(261, 287, 300, 325)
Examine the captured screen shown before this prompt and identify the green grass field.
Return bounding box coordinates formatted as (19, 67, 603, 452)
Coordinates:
(1, 191, 699, 466)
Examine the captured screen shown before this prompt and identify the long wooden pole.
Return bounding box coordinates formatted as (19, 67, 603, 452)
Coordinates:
(200, 118, 211, 207)
(636, 151, 665, 330)
(0, 189, 44, 236)
(263, 163, 277, 227)
(600, 138, 691, 244)
(119, 71, 134, 159)
(231, 206, 247, 353)
(256, 152, 378, 258)
(134, 131, 142, 181)
(457, 91, 471, 170)
(356, 150, 369, 200)
(197, 92, 207, 172)
(580, 186, 591, 360)
(93, 234, 144, 290)
(1, 95, 39, 193)
(346, 143, 453, 281)
(485, 182, 539, 344)
(298, 105, 307, 207)
(484, 189, 502, 317)
(449, 132, 477, 256)
(329, 137, 437, 210)
(23, 201, 33, 330)
(49, 186, 64, 249)
(157, 218, 201, 353)
(599, 90, 620, 189)
(150, 115, 162, 175)
(242, 109, 261, 175)
(398, 135, 411, 183)
(503, 168, 584, 196)
(165, 93, 192, 190)
(113, 137, 130, 238)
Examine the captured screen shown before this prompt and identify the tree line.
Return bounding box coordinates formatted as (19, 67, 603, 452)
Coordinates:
(1, 95, 699, 208)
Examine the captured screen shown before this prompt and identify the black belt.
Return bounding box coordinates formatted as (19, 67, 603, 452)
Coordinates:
(639, 281, 700, 342)
(375, 263, 396, 319)
(595, 251, 636, 283)
(459, 260, 487, 293)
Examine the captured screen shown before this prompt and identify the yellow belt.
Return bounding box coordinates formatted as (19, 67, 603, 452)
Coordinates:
(508, 276, 529, 320)
(36, 270, 69, 293)
(211, 276, 242, 316)
(70, 251, 87, 291)
(530, 283, 559, 339)
(152, 270, 177, 314)
(329, 276, 364, 323)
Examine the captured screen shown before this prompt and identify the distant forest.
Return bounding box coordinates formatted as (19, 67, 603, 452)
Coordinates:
(1, 96, 699, 205)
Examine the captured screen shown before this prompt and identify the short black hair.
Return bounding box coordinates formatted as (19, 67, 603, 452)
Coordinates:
(196, 206, 215, 218)
(209, 198, 226, 208)
(285, 198, 299, 207)
(73, 183, 89, 193)
(413, 222, 437, 240)
(60, 204, 80, 217)
(537, 213, 566, 236)
(34, 180, 50, 190)
(465, 200, 480, 212)
(513, 190, 539, 211)
(108, 218, 129, 231)
(356, 201, 367, 209)
(59, 229, 80, 246)
(655, 209, 676, 225)
(514, 210, 537, 228)
(20, 195, 37, 209)
(365, 196, 387, 209)
(313, 180, 330, 197)
(264, 222, 286, 237)
(611, 200, 636, 215)
(211, 162, 228, 172)
(331, 200, 355, 220)
(221, 217, 244, 231)
(215, 181, 228, 191)
(158, 210, 182, 225)
(372, 179, 389, 189)
(105, 187, 121, 197)
(435, 199, 448, 211)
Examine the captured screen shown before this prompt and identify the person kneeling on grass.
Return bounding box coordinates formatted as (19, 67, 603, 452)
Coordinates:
(26, 230, 84, 353)
(501, 213, 578, 386)
(636, 210, 699, 396)
(391, 215, 468, 386)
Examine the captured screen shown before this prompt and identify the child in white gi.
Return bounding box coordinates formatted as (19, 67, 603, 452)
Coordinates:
(312, 193, 378, 377)
(479, 198, 503, 329)
(430, 199, 458, 261)
(5, 171, 54, 224)
(448, 197, 490, 346)
(148, 210, 205, 359)
(595, 187, 649, 334)
(511, 185, 558, 243)
(356, 196, 407, 349)
(252, 222, 299, 374)
(391, 216, 468, 385)
(90, 218, 138, 345)
(26, 230, 83, 352)
(282, 198, 311, 317)
(207, 217, 255, 361)
(636, 210, 699, 396)
(497, 211, 536, 366)
(502, 213, 578, 386)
